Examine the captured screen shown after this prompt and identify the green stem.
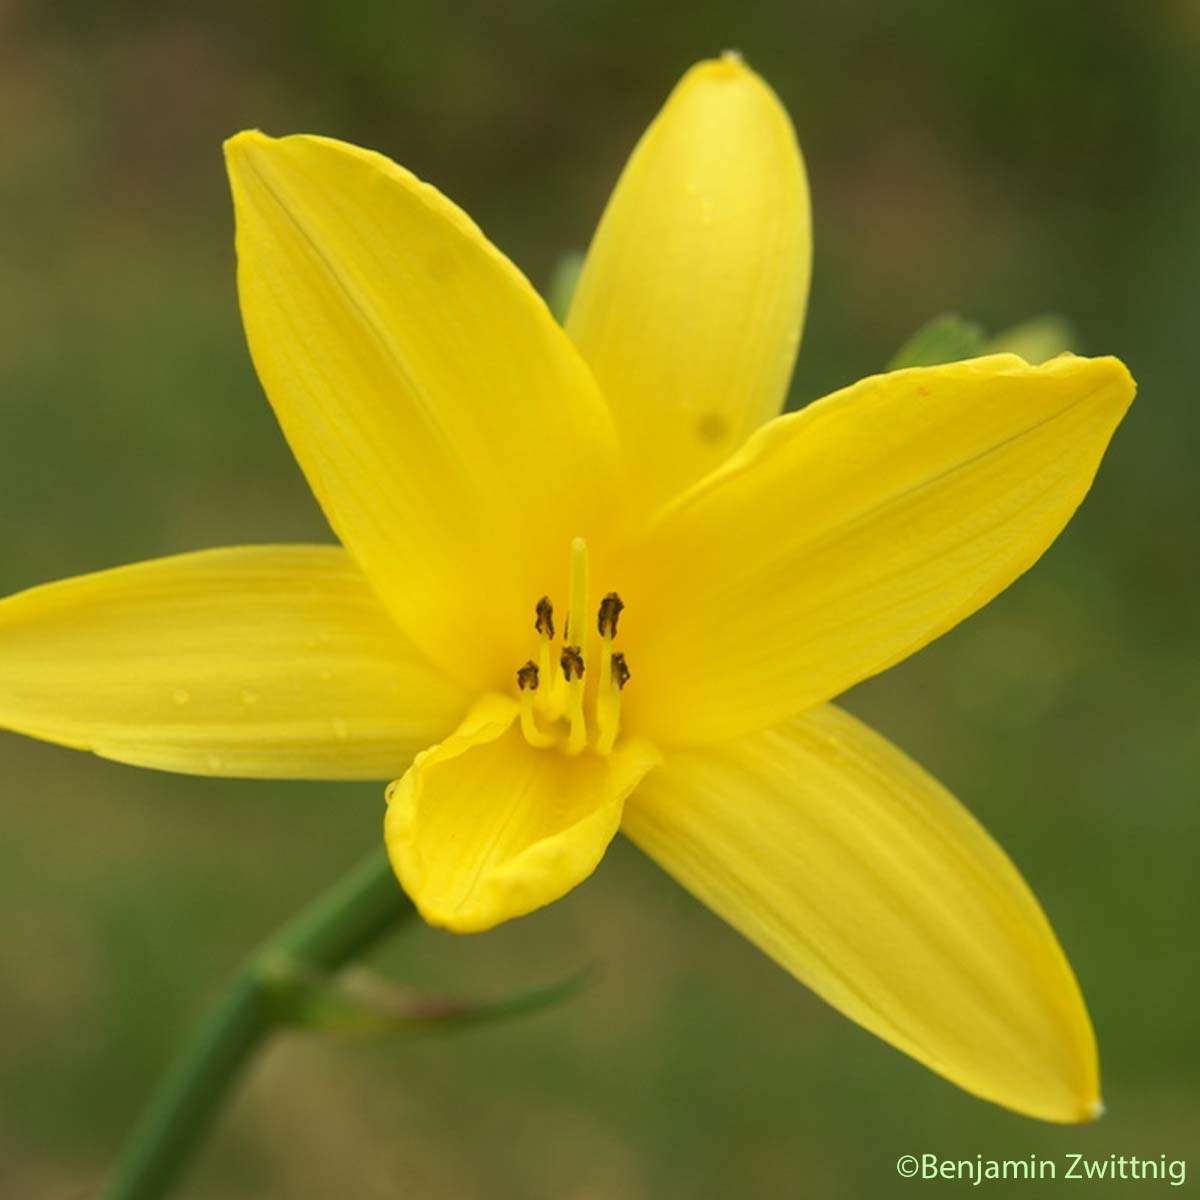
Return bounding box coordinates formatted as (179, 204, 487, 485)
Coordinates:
(102, 846, 415, 1200)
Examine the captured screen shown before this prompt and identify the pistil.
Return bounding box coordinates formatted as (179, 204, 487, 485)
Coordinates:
(562, 537, 590, 753)
(566, 538, 589, 643)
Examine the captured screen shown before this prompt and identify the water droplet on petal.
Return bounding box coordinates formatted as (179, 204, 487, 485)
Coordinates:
(172, 688, 190, 705)
(206, 752, 223, 771)
(241, 689, 260, 706)
(317, 669, 333, 682)
(332, 718, 349, 741)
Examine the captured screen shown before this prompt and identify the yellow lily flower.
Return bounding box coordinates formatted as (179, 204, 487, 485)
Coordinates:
(0, 56, 1133, 1123)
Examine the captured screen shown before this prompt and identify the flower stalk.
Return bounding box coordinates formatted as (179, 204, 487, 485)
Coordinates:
(102, 846, 414, 1200)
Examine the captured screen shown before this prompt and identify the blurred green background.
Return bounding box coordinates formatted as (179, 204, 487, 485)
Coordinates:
(2, 1, 1197, 1196)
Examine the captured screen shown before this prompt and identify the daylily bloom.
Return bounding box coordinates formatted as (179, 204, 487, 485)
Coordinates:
(0, 55, 1133, 1123)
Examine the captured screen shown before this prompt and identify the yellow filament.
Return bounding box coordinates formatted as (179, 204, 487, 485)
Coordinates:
(595, 651, 622, 755)
(520, 685, 556, 748)
(598, 631, 612, 695)
(536, 627, 558, 717)
(565, 674, 587, 754)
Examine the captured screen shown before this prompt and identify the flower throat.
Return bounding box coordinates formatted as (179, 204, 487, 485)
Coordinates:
(515, 537, 629, 756)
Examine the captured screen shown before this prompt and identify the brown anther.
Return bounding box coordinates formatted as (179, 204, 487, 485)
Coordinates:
(560, 645, 584, 681)
(516, 661, 540, 691)
(611, 652, 631, 689)
(597, 592, 625, 638)
(535, 596, 555, 639)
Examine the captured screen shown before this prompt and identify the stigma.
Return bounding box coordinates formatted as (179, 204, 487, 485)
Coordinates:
(514, 537, 629, 756)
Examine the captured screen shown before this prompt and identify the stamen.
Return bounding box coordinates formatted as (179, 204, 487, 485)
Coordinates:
(597, 592, 624, 638)
(561, 644, 586, 754)
(596, 591, 624, 696)
(517, 660, 555, 748)
(611, 651, 631, 689)
(560, 645, 585, 681)
(535, 596, 555, 640)
(595, 651, 629, 755)
(534, 597, 557, 714)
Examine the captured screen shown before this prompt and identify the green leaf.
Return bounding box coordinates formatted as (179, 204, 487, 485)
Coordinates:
(259, 957, 594, 1038)
(887, 313, 986, 370)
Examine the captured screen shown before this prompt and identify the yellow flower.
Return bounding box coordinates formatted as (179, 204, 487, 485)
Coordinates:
(0, 56, 1134, 1123)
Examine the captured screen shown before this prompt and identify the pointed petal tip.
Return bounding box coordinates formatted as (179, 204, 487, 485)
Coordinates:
(686, 50, 768, 91)
(707, 48, 747, 75)
(624, 707, 1104, 1122)
(1035, 350, 1136, 397)
(568, 49, 806, 507)
(223, 128, 271, 160)
(223, 130, 280, 187)
(1055, 353, 1138, 423)
(1098, 354, 1137, 401)
(976, 1080, 1103, 1125)
(1036, 1086, 1105, 1125)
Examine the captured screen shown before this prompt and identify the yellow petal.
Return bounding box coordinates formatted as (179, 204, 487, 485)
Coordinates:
(0, 546, 465, 779)
(385, 695, 660, 932)
(620, 354, 1135, 744)
(225, 132, 620, 693)
(567, 55, 811, 508)
(623, 704, 1100, 1122)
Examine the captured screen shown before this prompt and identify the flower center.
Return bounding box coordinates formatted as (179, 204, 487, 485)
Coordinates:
(514, 537, 629, 756)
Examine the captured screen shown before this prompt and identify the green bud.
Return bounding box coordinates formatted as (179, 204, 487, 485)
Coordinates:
(546, 250, 585, 324)
(984, 315, 1076, 364)
(887, 314, 987, 370)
